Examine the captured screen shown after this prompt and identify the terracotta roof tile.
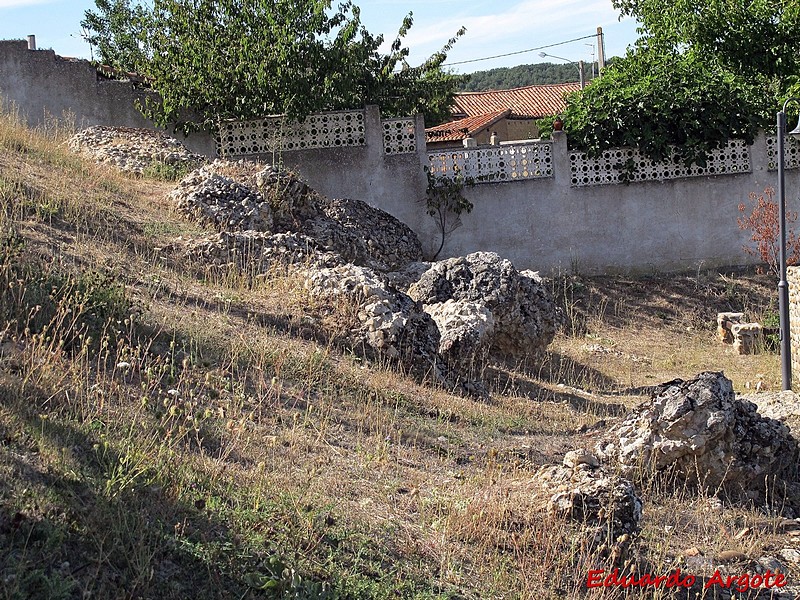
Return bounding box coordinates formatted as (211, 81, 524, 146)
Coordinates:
(452, 83, 580, 119)
(425, 109, 511, 142)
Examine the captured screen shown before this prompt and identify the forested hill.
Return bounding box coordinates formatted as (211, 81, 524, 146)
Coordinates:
(459, 61, 596, 91)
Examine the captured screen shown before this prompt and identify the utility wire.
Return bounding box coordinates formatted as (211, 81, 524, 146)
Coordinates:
(443, 34, 597, 66)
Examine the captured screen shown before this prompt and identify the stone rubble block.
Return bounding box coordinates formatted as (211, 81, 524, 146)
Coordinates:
(169, 162, 274, 232)
(423, 299, 495, 369)
(68, 125, 206, 174)
(409, 252, 561, 361)
(717, 312, 744, 344)
(596, 372, 799, 504)
(304, 263, 443, 375)
(179, 230, 342, 273)
(537, 449, 642, 547)
(731, 322, 763, 355)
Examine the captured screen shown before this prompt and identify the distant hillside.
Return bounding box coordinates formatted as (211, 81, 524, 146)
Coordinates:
(459, 61, 598, 91)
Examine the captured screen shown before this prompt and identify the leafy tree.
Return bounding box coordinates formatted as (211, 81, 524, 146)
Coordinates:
(614, 0, 800, 88)
(81, 0, 152, 71)
(81, 0, 467, 132)
(562, 46, 767, 166)
(562, 0, 799, 166)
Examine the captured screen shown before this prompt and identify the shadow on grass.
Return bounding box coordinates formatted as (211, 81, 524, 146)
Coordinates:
(0, 380, 255, 600)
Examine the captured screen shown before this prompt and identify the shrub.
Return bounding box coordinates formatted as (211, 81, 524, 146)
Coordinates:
(737, 186, 800, 276)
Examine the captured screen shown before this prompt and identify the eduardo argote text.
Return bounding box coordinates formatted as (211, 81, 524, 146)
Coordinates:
(586, 568, 787, 592)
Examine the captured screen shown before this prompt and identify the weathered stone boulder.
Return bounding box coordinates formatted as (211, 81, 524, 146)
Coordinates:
(408, 252, 560, 360)
(537, 449, 642, 549)
(68, 125, 206, 174)
(255, 166, 423, 272)
(742, 390, 800, 437)
(304, 264, 443, 381)
(423, 299, 495, 369)
(170, 164, 274, 232)
(384, 262, 432, 293)
(595, 372, 800, 500)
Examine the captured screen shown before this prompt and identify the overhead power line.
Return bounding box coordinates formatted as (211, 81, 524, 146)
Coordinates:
(443, 34, 597, 67)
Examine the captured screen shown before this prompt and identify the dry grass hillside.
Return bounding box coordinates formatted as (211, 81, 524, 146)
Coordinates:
(0, 108, 797, 600)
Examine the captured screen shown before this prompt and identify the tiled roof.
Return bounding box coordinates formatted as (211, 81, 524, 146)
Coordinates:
(452, 83, 580, 119)
(425, 109, 511, 143)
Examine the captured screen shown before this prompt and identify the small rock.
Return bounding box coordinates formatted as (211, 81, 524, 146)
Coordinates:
(563, 448, 600, 469)
(715, 550, 748, 563)
(778, 548, 800, 564)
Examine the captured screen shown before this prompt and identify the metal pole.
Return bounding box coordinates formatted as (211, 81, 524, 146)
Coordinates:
(777, 108, 792, 390)
(578, 60, 586, 89)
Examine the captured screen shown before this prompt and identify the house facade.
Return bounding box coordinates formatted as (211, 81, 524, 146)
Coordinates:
(425, 82, 580, 149)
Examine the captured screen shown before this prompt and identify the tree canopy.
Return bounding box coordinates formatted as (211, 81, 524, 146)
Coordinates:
(614, 0, 800, 86)
(81, 0, 151, 72)
(561, 0, 800, 166)
(82, 0, 467, 132)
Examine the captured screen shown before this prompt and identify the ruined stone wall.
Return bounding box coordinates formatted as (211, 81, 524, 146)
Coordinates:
(0, 40, 215, 155)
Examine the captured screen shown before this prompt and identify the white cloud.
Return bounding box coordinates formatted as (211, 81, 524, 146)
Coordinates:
(397, 0, 634, 68)
(407, 0, 615, 48)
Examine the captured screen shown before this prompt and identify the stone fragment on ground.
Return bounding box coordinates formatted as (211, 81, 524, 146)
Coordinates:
(740, 390, 800, 437)
(304, 263, 443, 380)
(303, 263, 486, 396)
(255, 165, 424, 272)
(536, 448, 642, 556)
(171, 162, 423, 272)
(408, 252, 560, 362)
(68, 125, 206, 174)
(423, 299, 495, 370)
(595, 372, 800, 506)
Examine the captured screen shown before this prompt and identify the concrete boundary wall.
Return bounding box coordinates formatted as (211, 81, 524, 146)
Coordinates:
(3, 39, 800, 274)
(436, 131, 800, 274)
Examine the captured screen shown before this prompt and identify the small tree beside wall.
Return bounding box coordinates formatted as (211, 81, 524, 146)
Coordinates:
(738, 186, 800, 276)
(424, 166, 474, 260)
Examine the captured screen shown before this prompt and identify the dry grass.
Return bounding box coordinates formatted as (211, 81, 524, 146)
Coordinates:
(0, 110, 797, 599)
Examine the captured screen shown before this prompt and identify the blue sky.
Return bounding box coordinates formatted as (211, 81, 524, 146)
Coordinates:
(0, 0, 640, 74)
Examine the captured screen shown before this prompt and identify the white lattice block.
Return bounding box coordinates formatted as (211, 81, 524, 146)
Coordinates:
(382, 118, 416, 155)
(765, 135, 800, 171)
(569, 139, 751, 187)
(218, 110, 366, 156)
(427, 142, 553, 183)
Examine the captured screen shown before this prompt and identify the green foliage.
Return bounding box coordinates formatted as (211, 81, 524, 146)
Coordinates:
(325, 12, 468, 126)
(562, 0, 798, 169)
(140, 160, 196, 182)
(82, 0, 467, 132)
(81, 0, 151, 71)
(424, 167, 474, 259)
(535, 117, 556, 140)
(562, 46, 768, 169)
(244, 556, 336, 598)
(1, 250, 132, 351)
(613, 0, 800, 88)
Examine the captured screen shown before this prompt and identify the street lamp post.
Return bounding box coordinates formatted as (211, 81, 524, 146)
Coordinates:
(776, 97, 800, 390)
(538, 52, 586, 89)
